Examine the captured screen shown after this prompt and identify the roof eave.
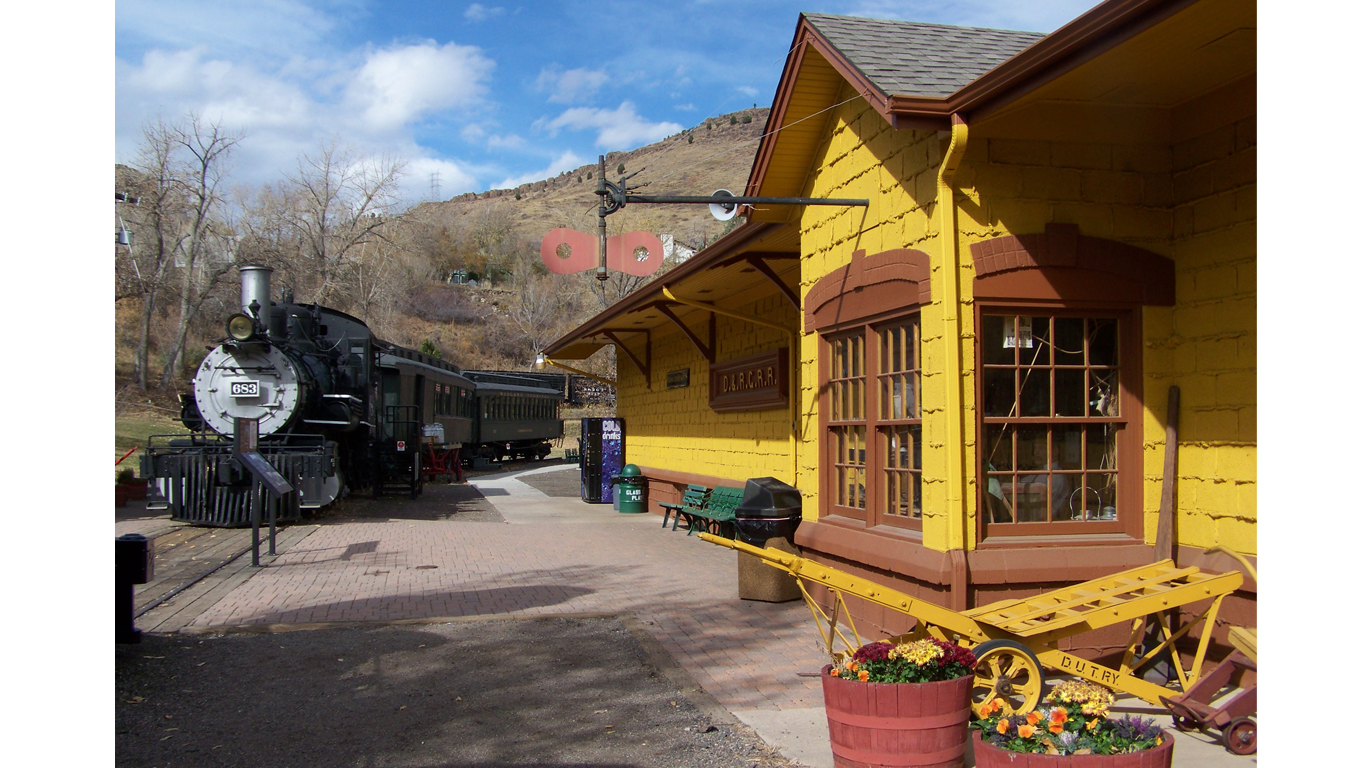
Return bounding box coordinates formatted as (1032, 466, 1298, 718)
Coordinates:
(747, 0, 1201, 194)
(542, 221, 783, 358)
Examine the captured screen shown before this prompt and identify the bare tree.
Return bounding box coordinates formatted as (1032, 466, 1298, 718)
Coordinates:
(158, 115, 242, 388)
(283, 140, 406, 306)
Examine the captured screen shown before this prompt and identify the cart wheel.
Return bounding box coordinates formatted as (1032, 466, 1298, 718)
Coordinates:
(1223, 717, 1256, 755)
(972, 639, 1045, 715)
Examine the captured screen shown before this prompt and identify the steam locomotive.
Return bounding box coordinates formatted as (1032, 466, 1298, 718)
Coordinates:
(141, 265, 562, 527)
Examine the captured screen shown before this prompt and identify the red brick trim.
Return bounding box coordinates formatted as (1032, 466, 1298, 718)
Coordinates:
(970, 223, 1175, 305)
(804, 248, 933, 332)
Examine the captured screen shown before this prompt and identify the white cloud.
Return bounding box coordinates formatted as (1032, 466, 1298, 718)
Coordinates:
(486, 134, 526, 150)
(464, 4, 505, 22)
(674, 103, 695, 111)
(535, 66, 610, 104)
(540, 102, 683, 150)
(346, 41, 495, 133)
(495, 150, 586, 189)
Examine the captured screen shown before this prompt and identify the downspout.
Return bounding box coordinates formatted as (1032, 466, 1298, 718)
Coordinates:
(936, 114, 971, 610)
(662, 286, 800, 486)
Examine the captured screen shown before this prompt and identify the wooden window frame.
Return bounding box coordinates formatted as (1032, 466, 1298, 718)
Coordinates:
(818, 309, 924, 533)
(975, 301, 1144, 543)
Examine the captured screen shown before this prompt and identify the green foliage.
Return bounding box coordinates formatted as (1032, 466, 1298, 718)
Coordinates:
(729, 115, 737, 125)
(687, 134, 694, 144)
(740, 114, 752, 123)
(616, 163, 626, 175)
(515, 191, 521, 200)
(706, 122, 712, 130)
(418, 338, 443, 359)
(831, 638, 977, 684)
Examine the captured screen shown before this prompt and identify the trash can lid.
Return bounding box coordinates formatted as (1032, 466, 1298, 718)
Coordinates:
(735, 476, 803, 517)
(620, 464, 642, 477)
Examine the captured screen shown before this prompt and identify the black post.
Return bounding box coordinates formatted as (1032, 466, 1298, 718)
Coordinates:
(268, 473, 279, 556)
(251, 479, 261, 567)
(116, 533, 153, 643)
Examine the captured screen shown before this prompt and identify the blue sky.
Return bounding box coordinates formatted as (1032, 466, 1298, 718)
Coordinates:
(115, 1, 1097, 204)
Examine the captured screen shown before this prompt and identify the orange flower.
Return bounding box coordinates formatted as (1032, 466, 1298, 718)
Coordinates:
(996, 719, 1010, 735)
(844, 660, 856, 671)
(1086, 718, 1100, 731)
(1049, 722, 1064, 734)
(1050, 707, 1069, 726)
(829, 667, 839, 677)
(977, 700, 1001, 719)
(858, 670, 870, 682)
(1025, 711, 1041, 726)
(1017, 724, 1036, 739)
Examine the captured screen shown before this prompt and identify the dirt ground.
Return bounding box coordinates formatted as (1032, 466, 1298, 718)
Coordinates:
(116, 616, 799, 768)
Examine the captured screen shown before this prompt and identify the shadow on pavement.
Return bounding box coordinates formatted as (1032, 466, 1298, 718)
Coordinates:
(117, 617, 800, 768)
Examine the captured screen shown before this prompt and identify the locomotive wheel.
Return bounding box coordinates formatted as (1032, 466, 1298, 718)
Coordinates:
(972, 639, 1045, 715)
(1223, 717, 1256, 755)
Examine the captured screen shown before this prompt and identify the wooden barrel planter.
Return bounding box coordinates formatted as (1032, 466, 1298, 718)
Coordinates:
(971, 731, 1175, 768)
(821, 665, 973, 768)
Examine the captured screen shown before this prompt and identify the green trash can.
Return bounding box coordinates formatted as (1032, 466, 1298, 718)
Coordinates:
(610, 464, 647, 513)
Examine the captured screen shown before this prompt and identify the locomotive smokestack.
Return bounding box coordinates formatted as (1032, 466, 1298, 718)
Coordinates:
(240, 265, 273, 329)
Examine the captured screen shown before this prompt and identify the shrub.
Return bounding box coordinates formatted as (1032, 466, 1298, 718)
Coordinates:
(740, 114, 752, 123)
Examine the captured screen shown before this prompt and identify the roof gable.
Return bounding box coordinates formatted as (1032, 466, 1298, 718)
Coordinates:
(803, 13, 1042, 99)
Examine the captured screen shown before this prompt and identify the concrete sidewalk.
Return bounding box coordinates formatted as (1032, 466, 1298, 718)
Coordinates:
(148, 465, 1253, 767)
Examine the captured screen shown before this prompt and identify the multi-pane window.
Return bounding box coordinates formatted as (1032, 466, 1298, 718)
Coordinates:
(980, 314, 1124, 529)
(824, 315, 922, 529)
(828, 332, 866, 512)
(877, 322, 921, 521)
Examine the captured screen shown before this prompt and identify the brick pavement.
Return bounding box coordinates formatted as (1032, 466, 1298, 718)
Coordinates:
(187, 467, 831, 713)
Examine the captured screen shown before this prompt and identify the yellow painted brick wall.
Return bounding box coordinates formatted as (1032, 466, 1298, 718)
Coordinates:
(617, 292, 797, 484)
(793, 84, 1255, 557)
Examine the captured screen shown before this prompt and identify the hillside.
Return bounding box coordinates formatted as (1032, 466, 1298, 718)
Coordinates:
(419, 107, 770, 252)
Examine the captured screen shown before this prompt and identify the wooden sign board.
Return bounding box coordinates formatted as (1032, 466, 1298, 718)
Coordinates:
(666, 369, 690, 389)
(709, 348, 788, 412)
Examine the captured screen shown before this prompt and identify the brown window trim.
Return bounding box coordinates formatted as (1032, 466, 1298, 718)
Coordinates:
(805, 248, 932, 332)
(818, 312, 924, 533)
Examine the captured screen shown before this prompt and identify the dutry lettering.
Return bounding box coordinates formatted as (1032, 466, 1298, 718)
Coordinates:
(1058, 655, 1119, 685)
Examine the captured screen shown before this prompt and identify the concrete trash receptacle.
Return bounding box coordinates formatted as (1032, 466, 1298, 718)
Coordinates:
(737, 536, 802, 602)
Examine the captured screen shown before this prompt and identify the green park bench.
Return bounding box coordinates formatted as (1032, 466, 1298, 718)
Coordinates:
(659, 484, 710, 530)
(675, 485, 744, 537)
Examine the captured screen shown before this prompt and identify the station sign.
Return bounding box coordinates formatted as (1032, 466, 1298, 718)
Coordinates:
(708, 348, 789, 413)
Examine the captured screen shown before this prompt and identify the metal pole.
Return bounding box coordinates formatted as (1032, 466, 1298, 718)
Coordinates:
(627, 194, 868, 206)
(596, 155, 608, 281)
(251, 478, 261, 567)
(268, 475, 277, 556)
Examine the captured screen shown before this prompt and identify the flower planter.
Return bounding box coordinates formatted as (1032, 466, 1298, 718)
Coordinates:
(822, 665, 973, 768)
(971, 730, 1174, 768)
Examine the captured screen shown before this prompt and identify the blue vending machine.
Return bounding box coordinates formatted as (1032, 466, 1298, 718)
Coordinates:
(580, 417, 624, 503)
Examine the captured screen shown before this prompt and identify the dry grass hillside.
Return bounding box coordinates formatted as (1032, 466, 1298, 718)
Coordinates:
(418, 107, 770, 251)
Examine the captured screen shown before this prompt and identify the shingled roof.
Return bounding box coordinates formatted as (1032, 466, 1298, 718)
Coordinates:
(802, 13, 1046, 99)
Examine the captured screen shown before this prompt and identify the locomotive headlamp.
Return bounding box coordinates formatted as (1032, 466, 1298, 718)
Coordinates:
(226, 313, 257, 341)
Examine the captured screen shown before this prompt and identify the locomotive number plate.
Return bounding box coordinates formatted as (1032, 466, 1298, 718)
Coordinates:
(230, 381, 260, 398)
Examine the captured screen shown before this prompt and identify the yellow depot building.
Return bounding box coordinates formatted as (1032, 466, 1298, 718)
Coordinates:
(544, 0, 1255, 658)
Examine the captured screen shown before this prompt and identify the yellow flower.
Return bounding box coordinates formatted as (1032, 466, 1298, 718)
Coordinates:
(1086, 718, 1099, 731)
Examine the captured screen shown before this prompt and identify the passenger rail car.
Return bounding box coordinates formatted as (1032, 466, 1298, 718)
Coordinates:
(470, 379, 563, 462)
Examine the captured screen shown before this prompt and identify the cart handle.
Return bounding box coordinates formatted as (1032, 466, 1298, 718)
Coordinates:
(1203, 544, 1256, 583)
(116, 446, 138, 466)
